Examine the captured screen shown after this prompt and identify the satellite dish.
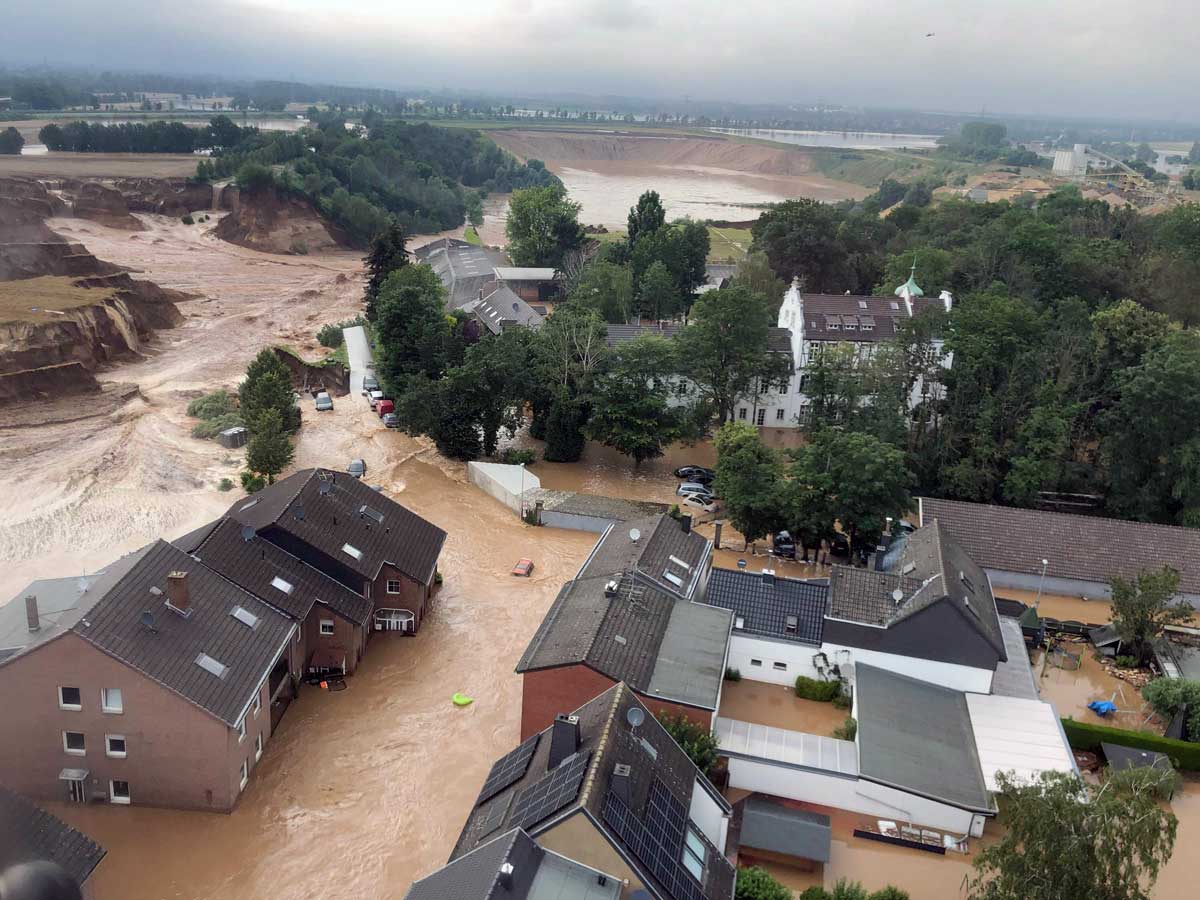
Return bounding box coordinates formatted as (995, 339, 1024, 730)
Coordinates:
(140, 610, 158, 633)
(294, 504, 305, 521)
(626, 707, 645, 729)
(737, 559, 748, 569)
(891, 588, 904, 604)
(629, 528, 641, 543)
(240, 525, 256, 543)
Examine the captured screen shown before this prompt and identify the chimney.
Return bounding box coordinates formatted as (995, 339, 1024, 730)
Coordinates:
(940, 290, 953, 313)
(497, 862, 514, 891)
(680, 514, 692, 535)
(25, 595, 39, 632)
(611, 763, 632, 805)
(549, 714, 580, 769)
(761, 569, 775, 587)
(166, 571, 191, 615)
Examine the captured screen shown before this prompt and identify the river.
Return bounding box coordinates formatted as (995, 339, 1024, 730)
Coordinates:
(709, 128, 940, 150)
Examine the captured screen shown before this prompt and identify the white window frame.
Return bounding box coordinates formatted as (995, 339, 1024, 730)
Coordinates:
(63, 731, 86, 756)
(58, 686, 82, 711)
(755, 408, 766, 426)
(239, 760, 249, 791)
(105, 734, 127, 758)
(252, 691, 261, 718)
(236, 716, 246, 742)
(109, 779, 130, 805)
(386, 579, 402, 595)
(682, 826, 707, 881)
(255, 732, 263, 762)
(319, 619, 335, 636)
(775, 408, 785, 421)
(737, 407, 747, 420)
(101, 687, 123, 714)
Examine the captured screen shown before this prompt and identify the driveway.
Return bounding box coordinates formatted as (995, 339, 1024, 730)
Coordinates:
(344, 325, 372, 397)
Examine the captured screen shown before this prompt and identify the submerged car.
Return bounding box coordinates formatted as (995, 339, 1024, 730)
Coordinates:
(348, 458, 366, 478)
(511, 558, 535, 577)
(680, 493, 718, 514)
(677, 481, 714, 498)
(673, 465, 715, 480)
(314, 391, 333, 411)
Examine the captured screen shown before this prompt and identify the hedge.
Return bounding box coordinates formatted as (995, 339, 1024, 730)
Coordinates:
(795, 676, 842, 702)
(1060, 717, 1200, 771)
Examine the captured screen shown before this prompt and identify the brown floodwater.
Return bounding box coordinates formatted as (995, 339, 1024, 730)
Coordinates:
(718, 679, 848, 737)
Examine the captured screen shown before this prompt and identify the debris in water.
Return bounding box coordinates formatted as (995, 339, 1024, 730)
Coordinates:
(453, 692, 474, 707)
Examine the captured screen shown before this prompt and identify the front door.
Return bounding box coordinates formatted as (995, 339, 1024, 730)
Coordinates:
(66, 778, 86, 803)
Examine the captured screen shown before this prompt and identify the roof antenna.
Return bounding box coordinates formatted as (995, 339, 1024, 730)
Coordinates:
(319, 481, 333, 496)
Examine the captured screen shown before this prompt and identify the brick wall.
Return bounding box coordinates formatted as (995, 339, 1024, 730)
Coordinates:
(371, 563, 430, 632)
(303, 609, 361, 674)
(520, 666, 617, 740)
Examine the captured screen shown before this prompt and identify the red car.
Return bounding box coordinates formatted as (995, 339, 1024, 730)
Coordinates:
(377, 399, 395, 417)
(511, 558, 534, 577)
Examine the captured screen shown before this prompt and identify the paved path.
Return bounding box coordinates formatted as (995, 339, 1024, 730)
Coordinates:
(343, 325, 371, 398)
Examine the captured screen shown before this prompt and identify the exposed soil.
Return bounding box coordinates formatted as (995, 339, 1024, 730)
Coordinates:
(0, 153, 202, 178)
(214, 186, 344, 254)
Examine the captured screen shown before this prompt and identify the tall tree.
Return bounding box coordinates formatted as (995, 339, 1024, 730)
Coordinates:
(967, 768, 1177, 900)
(0, 127, 24, 155)
(751, 199, 851, 292)
(636, 260, 680, 321)
(734, 252, 787, 313)
(245, 409, 294, 485)
(542, 390, 589, 462)
(676, 283, 791, 424)
(713, 422, 786, 548)
(1110, 567, 1191, 665)
(505, 184, 585, 268)
(627, 190, 666, 247)
(239, 350, 297, 434)
(363, 222, 409, 320)
(570, 261, 634, 324)
(372, 265, 451, 393)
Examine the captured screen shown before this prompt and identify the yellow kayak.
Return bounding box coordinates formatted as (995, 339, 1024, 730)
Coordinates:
(452, 692, 474, 707)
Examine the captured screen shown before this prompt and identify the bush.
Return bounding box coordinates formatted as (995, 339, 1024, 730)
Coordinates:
(735, 866, 791, 900)
(832, 716, 857, 741)
(1142, 677, 1200, 740)
(795, 675, 842, 702)
(833, 692, 852, 710)
(218, 478, 235, 492)
(316, 316, 367, 349)
(500, 447, 536, 466)
(181, 215, 195, 225)
(289, 240, 309, 255)
(240, 471, 266, 493)
(187, 389, 236, 420)
(1061, 716, 1200, 771)
(725, 667, 742, 682)
(657, 711, 720, 776)
(191, 413, 244, 440)
(1114, 654, 1139, 669)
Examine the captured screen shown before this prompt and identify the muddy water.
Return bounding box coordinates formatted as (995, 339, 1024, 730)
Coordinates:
(719, 679, 847, 736)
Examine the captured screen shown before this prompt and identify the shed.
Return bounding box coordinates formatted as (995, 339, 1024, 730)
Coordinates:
(1088, 624, 1124, 657)
(218, 426, 249, 448)
(1101, 742, 1173, 774)
(738, 797, 832, 869)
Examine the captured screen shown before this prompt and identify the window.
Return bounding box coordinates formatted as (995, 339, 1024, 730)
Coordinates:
(756, 409, 766, 426)
(682, 827, 707, 881)
(239, 760, 248, 791)
(110, 780, 130, 805)
(231, 606, 260, 629)
(105, 735, 127, 758)
(236, 717, 246, 741)
(255, 733, 263, 762)
(772, 661, 788, 671)
(59, 686, 81, 710)
(320, 620, 335, 636)
(785, 616, 798, 634)
(386, 580, 402, 595)
(63, 731, 86, 755)
(738, 407, 747, 420)
(799, 374, 810, 391)
(101, 687, 123, 713)
(252, 692, 261, 718)
(270, 576, 294, 595)
(195, 653, 229, 679)
(663, 570, 684, 588)
(775, 409, 785, 421)
(734, 616, 745, 630)
(749, 659, 763, 667)
(341, 543, 363, 561)
(858, 300, 868, 310)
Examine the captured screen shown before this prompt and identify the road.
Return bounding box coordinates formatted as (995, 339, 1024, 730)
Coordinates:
(344, 324, 371, 397)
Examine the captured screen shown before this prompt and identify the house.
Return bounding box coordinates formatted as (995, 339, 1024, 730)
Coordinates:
(443, 683, 736, 900)
(917, 496, 1200, 608)
(705, 521, 1007, 694)
(223, 468, 447, 634)
(516, 515, 729, 738)
(494, 266, 560, 305)
(466, 284, 545, 335)
(0, 787, 106, 897)
(0, 540, 300, 811)
(414, 238, 505, 310)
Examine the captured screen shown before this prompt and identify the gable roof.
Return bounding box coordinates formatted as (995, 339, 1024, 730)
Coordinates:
(605, 323, 683, 347)
(226, 469, 447, 586)
(471, 285, 544, 334)
(415, 242, 506, 310)
(188, 517, 373, 626)
(737, 797, 831, 863)
(71, 540, 295, 727)
(578, 516, 711, 600)
(704, 568, 826, 645)
(797, 294, 942, 342)
(453, 684, 735, 900)
(919, 496, 1200, 596)
(855, 664, 992, 814)
(0, 787, 106, 885)
(407, 828, 542, 900)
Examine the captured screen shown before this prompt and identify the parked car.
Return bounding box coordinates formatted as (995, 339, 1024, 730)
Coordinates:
(377, 399, 395, 417)
(673, 465, 715, 480)
(898, 520, 916, 534)
(362, 375, 379, 395)
(314, 391, 333, 411)
(368, 389, 383, 409)
(511, 558, 535, 577)
(348, 458, 366, 478)
(773, 530, 797, 559)
(677, 482, 714, 498)
(680, 494, 718, 514)
(382, 412, 399, 428)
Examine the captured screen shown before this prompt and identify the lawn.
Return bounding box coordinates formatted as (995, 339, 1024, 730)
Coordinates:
(463, 226, 482, 245)
(590, 225, 752, 264)
(0, 276, 116, 323)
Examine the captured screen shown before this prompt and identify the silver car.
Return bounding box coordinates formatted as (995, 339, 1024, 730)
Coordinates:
(314, 391, 333, 411)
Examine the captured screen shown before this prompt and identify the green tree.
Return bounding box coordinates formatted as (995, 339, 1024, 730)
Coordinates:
(967, 768, 1177, 900)
(543, 391, 589, 462)
(752, 199, 850, 292)
(1188, 141, 1200, 165)
(0, 127, 24, 155)
(627, 189, 666, 247)
(506, 184, 584, 268)
(245, 408, 294, 484)
(1142, 678, 1200, 740)
(734, 867, 791, 900)
(239, 350, 297, 434)
(1110, 567, 1190, 665)
(734, 252, 787, 313)
(372, 265, 451, 392)
(235, 161, 276, 193)
(587, 335, 692, 466)
(656, 711, 719, 776)
(714, 422, 786, 548)
(676, 283, 791, 424)
(363, 222, 409, 320)
(636, 260, 680, 321)
(571, 261, 634, 324)
(1134, 142, 1157, 164)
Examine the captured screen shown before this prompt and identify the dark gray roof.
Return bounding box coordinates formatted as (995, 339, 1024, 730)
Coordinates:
(738, 797, 831, 863)
(990, 617, 1038, 700)
(545, 493, 669, 522)
(605, 323, 682, 347)
(407, 828, 542, 900)
(1101, 742, 1173, 774)
(172, 518, 222, 553)
(855, 664, 992, 813)
(799, 294, 942, 342)
(704, 568, 826, 645)
(828, 567, 923, 626)
(920, 496, 1200, 597)
(453, 684, 735, 900)
(72, 540, 295, 727)
(416, 240, 507, 310)
(0, 787, 106, 885)
(471, 285, 544, 334)
(227, 469, 447, 586)
(766, 327, 792, 353)
(579, 516, 711, 601)
(189, 517, 373, 626)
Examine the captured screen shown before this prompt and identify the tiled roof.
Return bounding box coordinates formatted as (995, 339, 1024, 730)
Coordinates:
(827, 567, 923, 626)
(579, 516, 711, 600)
(704, 568, 826, 645)
(189, 517, 373, 626)
(453, 684, 735, 900)
(416, 241, 508, 310)
(920, 497, 1200, 596)
(855, 664, 992, 813)
(799, 294, 941, 342)
(407, 828, 542, 900)
(227, 469, 447, 586)
(766, 327, 793, 353)
(605, 323, 683, 347)
(72, 540, 295, 727)
(473, 285, 544, 334)
(0, 787, 106, 885)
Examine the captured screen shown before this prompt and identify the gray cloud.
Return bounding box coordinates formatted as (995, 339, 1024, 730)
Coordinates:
(2, 0, 1196, 122)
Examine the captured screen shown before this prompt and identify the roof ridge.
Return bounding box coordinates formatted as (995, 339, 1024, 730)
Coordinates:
(484, 828, 523, 900)
(923, 495, 1200, 536)
(579, 683, 624, 808)
(272, 468, 319, 524)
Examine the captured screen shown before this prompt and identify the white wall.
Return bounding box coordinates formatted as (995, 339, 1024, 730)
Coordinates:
(689, 778, 729, 852)
(728, 633, 993, 694)
(467, 462, 539, 516)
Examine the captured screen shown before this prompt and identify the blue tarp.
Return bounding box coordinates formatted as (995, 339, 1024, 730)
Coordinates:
(1088, 700, 1117, 716)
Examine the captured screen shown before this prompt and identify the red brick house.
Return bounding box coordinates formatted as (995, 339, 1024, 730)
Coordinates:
(516, 516, 730, 739)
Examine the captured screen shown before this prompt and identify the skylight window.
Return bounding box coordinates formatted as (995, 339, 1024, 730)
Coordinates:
(734, 616, 745, 629)
(785, 616, 798, 634)
(195, 652, 229, 679)
(240, 499, 258, 512)
(341, 543, 363, 561)
(270, 576, 294, 595)
(663, 570, 684, 588)
(230, 606, 259, 629)
(668, 554, 691, 572)
(359, 505, 384, 525)
(858, 300, 868, 309)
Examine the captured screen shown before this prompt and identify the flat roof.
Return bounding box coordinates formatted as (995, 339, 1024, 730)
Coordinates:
(739, 797, 832, 863)
(990, 617, 1039, 700)
(715, 717, 858, 776)
(965, 694, 1077, 791)
(495, 266, 557, 281)
(647, 600, 731, 708)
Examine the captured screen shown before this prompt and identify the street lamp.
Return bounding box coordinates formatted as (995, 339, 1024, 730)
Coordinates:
(519, 462, 526, 521)
(1034, 558, 1049, 611)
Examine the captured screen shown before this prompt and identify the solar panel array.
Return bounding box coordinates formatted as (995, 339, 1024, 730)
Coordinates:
(601, 780, 705, 900)
(510, 751, 591, 831)
(476, 734, 540, 805)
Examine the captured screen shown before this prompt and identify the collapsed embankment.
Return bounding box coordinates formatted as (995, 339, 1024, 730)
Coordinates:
(214, 185, 345, 255)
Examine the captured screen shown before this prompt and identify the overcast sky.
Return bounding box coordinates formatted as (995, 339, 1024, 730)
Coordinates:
(4, 0, 1195, 122)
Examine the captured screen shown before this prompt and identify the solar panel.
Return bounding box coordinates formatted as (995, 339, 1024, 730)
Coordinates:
(477, 734, 540, 805)
(510, 751, 591, 830)
(602, 784, 705, 900)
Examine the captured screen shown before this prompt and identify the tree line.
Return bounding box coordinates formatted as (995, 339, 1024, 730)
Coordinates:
(37, 115, 254, 154)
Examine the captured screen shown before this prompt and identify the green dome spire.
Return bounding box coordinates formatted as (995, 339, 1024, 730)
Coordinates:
(895, 261, 924, 299)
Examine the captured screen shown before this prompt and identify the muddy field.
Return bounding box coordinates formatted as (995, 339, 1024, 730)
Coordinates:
(0, 153, 202, 178)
